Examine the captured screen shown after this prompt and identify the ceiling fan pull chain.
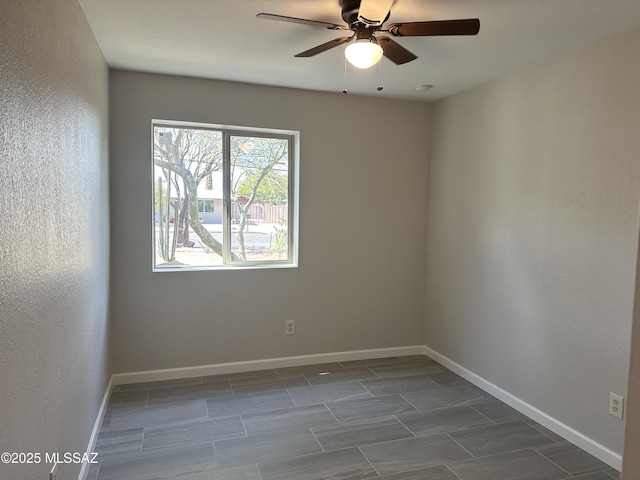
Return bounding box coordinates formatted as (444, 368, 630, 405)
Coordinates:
(342, 55, 348, 95)
(377, 59, 384, 91)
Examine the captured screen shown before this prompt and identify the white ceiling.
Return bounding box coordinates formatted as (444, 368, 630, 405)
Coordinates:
(79, 0, 640, 102)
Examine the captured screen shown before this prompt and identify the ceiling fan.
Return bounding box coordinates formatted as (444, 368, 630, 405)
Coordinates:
(257, 0, 480, 69)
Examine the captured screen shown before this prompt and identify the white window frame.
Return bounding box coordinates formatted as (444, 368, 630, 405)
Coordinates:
(152, 119, 299, 271)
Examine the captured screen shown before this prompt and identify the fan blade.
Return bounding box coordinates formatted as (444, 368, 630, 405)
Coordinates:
(295, 36, 353, 57)
(257, 13, 347, 30)
(387, 19, 480, 37)
(358, 0, 394, 26)
(377, 36, 417, 65)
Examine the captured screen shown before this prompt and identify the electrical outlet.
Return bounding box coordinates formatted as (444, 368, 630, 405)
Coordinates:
(49, 463, 58, 480)
(285, 319, 295, 335)
(609, 392, 624, 419)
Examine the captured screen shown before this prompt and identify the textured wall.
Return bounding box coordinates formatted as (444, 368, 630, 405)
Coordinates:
(109, 70, 430, 372)
(425, 27, 640, 456)
(623, 223, 640, 479)
(0, 1, 110, 479)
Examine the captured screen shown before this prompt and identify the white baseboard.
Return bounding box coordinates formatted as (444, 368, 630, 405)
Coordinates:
(111, 345, 425, 385)
(78, 376, 113, 480)
(421, 345, 622, 471)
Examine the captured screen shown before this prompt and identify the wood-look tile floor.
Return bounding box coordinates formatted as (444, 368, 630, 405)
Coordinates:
(89, 355, 621, 480)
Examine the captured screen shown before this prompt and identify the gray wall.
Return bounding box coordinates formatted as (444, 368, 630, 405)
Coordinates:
(425, 27, 640, 455)
(109, 70, 431, 373)
(623, 222, 640, 479)
(0, 1, 110, 479)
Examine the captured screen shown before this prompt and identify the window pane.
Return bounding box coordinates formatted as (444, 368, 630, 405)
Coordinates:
(153, 126, 224, 269)
(152, 122, 296, 271)
(230, 135, 290, 263)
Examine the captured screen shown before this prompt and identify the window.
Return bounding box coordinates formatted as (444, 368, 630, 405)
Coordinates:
(197, 200, 214, 213)
(153, 120, 298, 270)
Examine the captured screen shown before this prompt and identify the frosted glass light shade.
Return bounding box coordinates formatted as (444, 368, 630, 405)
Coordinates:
(345, 40, 383, 69)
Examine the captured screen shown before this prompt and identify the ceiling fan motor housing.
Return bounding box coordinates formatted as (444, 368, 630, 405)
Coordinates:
(340, 0, 390, 28)
(341, 0, 361, 25)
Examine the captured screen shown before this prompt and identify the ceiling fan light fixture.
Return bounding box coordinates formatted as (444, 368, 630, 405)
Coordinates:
(345, 39, 383, 69)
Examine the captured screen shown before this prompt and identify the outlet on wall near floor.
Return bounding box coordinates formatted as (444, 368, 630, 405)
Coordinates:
(609, 392, 624, 419)
(285, 319, 295, 335)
